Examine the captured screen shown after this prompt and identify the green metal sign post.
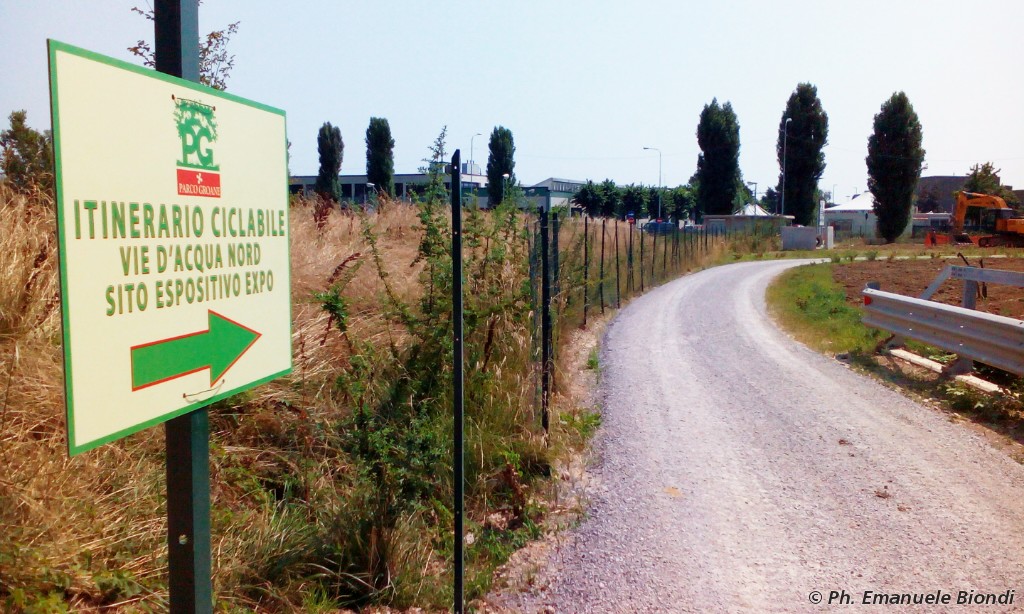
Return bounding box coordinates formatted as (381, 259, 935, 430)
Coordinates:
(154, 2, 212, 612)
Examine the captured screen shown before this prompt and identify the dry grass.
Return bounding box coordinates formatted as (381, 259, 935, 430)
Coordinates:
(0, 189, 440, 610)
(282, 197, 426, 401)
(0, 185, 168, 610)
(0, 183, 745, 611)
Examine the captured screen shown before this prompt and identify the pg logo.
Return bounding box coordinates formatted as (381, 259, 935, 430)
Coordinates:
(174, 97, 219, 172)
(174, 96, 222, 197)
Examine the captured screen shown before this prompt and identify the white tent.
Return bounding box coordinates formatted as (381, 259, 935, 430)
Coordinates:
(737, 203, 771, 216)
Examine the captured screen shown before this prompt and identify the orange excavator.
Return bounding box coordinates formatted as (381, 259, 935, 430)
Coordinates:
(926, 191, 1024, 247)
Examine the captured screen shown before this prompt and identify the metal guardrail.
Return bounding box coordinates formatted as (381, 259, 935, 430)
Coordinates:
(862, 265, 1024, 377)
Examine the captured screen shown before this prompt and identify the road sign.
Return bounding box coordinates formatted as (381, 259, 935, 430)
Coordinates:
(49, 41, 291, 455)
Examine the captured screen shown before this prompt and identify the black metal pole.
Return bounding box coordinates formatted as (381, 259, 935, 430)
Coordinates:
(614, 220, 621, 308)
(527, 221, 540, 419)
(651, 231, 657, 284)
(627, 224, 634, 294)
(640, 227, 645, 292)
(583, 215, 589, 327)
(156, 3, 211, 614)
(662, 226, 668, 278)
(450, 151, 465, 614)
(599, 219, 606, 313)
(673, 226, 679, 271)
(552, 206, 560, 306)
(539, 204, 551, 433)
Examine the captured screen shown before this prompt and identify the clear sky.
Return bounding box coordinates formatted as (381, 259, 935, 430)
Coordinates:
(3, 1, 1022, 203)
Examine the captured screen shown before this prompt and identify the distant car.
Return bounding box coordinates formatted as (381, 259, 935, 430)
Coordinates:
(641, 221, 677, 235)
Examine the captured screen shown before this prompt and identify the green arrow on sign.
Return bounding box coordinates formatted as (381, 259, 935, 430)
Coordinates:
(131, 310, 261, 391)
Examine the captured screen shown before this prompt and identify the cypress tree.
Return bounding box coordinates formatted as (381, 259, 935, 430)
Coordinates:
(315, 122, 344, 203)
(866, 92, 925, 242)
(695, 99, 741, 217)
(777, 83, 829, 225)
(365, 117, 395, 197)
(486, 126, 515, 205)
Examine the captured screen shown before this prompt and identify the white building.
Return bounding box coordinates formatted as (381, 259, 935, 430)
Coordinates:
(824, 193, 877, 238)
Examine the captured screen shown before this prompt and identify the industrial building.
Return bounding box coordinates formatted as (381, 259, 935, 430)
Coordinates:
(289, 166, 585, 211)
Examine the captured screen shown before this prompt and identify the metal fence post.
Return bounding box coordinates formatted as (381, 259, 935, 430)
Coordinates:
(583, 215, 589, 327)
(651, 231, 658, 284)
(627, 224, 634, 294)
(539, 204, 551, 433)
(599, 218, 606, 314)
(614, 220, 622, 308)
(662, 226, 668, 278)
(552, 209, 560, 305)
(640, 227, 645, 292)
(449, 151, 465, 614)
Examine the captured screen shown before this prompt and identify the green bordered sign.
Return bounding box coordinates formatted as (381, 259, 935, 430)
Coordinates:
(49, 41, 291, 455)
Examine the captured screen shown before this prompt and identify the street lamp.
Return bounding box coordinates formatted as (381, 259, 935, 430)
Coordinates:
(831, 183, 838, 206)
(643, 146, 662, 220)
(501, 172, 510, 205)
(781, 117, 792, 218)
(470, 132, 482, 176)
(746, 181, 758, 216)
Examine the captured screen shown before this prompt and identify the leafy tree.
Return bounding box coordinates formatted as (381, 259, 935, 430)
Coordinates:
(417, 125, 450, 207)
(416, 125, 449, 206)
(666, 185, 696, 222)
(486, 126, 515, 205)
(622, 184, 648, 219)
(776, 83, 828, 225)
(365, 117, 395, 197)
(917, 186, 942, 213)
(127, 4, 239, 90)
(1, 111, 53, 194)
(598, 179, 621, 218)
(964, 162, 1020, 207)
(760, 187, 780, 214)
(315, 122, 344, 203)
(645, 186, 664, 220)
(572, 180, 603, 217)
(695, 98, 741, 216)
(866, 91, 925, 242)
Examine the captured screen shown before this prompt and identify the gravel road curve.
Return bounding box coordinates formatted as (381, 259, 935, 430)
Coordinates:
(500, 259, 1024, 613)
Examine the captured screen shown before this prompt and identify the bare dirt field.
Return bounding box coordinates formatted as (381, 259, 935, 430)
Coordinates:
(832, 255, 1024, 319)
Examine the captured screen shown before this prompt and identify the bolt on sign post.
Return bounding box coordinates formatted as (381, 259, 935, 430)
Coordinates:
(449, 151, 465, 614)
(48, 2, 289, 610)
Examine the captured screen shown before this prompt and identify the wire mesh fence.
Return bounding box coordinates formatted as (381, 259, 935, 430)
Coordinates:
(525, 209, 741, 428)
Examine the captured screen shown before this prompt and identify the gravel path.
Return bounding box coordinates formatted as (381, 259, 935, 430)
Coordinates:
(500, 259, 1024, 613)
